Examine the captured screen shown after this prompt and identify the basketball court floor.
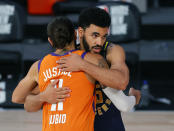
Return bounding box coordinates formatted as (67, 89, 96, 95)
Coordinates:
(0, 109, 173, 131)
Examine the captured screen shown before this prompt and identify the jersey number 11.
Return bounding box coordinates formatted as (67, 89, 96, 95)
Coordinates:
(50, 79, 63, 111)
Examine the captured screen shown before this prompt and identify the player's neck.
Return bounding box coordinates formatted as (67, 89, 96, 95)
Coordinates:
(55, 42, 75, 55)
(79, 39, 84, 50)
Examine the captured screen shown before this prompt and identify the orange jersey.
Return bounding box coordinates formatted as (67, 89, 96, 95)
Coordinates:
(38, 50, 95, 131)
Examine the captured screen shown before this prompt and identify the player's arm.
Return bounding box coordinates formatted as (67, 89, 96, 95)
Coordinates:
(103, 87, 141, 112)
(12, 60, 45, 112)
(83, 44, 129, 90)
(82, 52, 109, 84)
(12, 59, 71, 112)
(24, 79, 68, 112)
(105, 44, 129, 90)
(84, 53, 139, 112)
(24, 81, 71, 112)
(57, 45, 129, 90)
(12, 61, 39, 104)
(24, 93, 44, 112)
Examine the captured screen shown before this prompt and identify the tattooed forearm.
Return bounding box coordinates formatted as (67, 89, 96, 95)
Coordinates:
(98, 58, 109, 69)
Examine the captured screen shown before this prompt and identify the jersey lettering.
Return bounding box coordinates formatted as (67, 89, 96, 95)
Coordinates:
(49, 114, 66, 124)
(43, 68, 71, 82)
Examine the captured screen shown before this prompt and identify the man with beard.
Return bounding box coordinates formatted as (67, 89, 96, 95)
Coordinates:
(56, 7, 141, 131)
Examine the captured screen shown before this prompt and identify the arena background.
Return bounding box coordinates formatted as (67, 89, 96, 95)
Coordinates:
(0, 0, 174, 131)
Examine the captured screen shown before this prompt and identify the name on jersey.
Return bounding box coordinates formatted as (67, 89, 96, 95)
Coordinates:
(43, 67, 72, 82)
(49, 114, 66, 124)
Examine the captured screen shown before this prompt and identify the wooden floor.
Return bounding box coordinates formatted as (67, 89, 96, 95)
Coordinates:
(0, 109, 174, 131)
(122, 111, 174, 131)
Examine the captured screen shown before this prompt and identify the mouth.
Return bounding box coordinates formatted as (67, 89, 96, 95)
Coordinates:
(92, 47, 102, 53)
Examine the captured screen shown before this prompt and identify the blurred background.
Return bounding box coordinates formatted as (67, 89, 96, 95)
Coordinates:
(0, 0, 174, 131)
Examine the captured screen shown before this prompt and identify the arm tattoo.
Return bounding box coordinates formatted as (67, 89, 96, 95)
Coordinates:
(98, 58, 108, 68)
(107, 43, 114, 52)
(97, 57, 109, 88)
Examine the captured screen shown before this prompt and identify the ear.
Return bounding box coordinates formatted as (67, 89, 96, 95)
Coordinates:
(78, 27, 84, 38)
(48, 37, 53, 47)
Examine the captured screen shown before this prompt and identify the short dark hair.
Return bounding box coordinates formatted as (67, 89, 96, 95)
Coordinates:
(78, 7, 111, 30)
(47, 17, 75, 49)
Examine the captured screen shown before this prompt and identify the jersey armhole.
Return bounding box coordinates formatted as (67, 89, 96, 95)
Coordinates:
(38, 58, 43, 73)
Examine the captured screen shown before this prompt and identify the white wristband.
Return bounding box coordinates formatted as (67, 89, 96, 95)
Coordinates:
(102, 87, 136, 112)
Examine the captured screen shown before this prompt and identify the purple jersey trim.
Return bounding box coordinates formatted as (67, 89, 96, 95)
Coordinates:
(38, 58, 43, 73)
(81, 52, 87, 59)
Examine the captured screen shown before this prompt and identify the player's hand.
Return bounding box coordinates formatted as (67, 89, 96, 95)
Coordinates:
(129, 87, 141, 105)
(56, 52, 84, 72)
(41, 79, 71, 104)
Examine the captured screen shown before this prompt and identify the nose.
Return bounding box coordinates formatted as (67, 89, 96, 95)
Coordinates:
(96, 37, 103, 46)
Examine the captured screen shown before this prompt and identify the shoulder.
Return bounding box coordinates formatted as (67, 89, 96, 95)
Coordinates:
(37, 54, 52, 67)
(107, 43, 125, 54)
(26, 61, 39, 81)
(106, 43, 126, 63)
(30, 61, 39, 72)
(28, 61, 39, 75)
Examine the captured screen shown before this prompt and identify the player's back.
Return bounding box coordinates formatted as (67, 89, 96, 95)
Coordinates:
(38, 50, 95, 131)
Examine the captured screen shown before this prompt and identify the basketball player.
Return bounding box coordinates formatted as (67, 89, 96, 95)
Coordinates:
(56, 7, 141, 131)
(13, 17, 109, 131)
